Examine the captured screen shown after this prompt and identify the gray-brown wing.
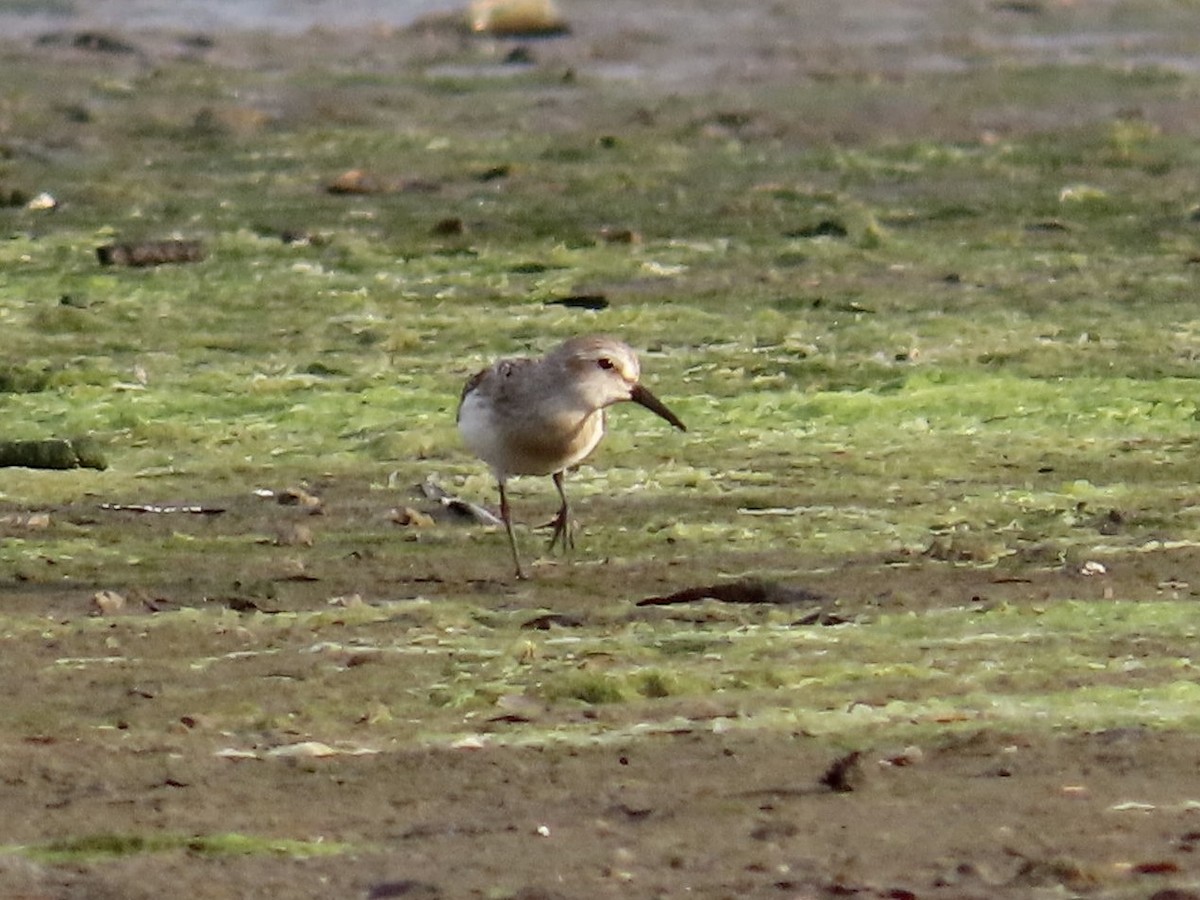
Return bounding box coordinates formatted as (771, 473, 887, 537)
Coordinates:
(456, 357, 541, 421)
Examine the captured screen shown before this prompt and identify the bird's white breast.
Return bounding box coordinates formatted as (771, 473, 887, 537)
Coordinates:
(457, 388, 508, 473)
(458, 385, 606, 478)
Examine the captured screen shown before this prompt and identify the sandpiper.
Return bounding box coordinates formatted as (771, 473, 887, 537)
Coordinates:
(457, 335, 687, 579)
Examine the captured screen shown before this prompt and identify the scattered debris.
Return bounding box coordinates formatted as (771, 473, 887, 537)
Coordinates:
(792, 607, 852, 626)
(785, 219, 848, 239)
(277, 227, 327, 245)
(1059, 184, 1108, 203)
(884, 745, 924, 767)
(431, 216, 467, 236)
(325, 169, 440, 195)
(469, 0, 569, 37)
(1097, 507, 1124, 535)
(820, 750, 866, 793)
(1147, 888, 1200, 900)
(474, 164, 511, 182)
(326, 169, 382, 194)
(598, 226, 642, 245)
(509, 261, 554, 273)
(1025, 219, 1069, 232)
(0, 437, 106, 470)
(24, 191, 57, 211)
(521, 612, 584, 629)
(419, 477, 502, 525)
(35, 30, 140, 54)
(637, 580, 830, 608)
(0, 511, 51, 530)
(140, 596, 178, 613)
(545, 294, 609, 310)
(266, 741, 338, 759)
(491, 693, 543, 722)
(503, 45, 536, 65)
(179, 714, 215, 730)
(215, 748, 260, 761)
(990, 0, 1045, 13)
(91, 590, 126, 616)
(218, 741, 381, 761)
(391, 506, 435, 528)
(276, 486, 323, 511)
(96, 239, 205, 267)
(276, 561, 319, 582)
(1007, 851, 1099, 891)
(1110, 801, 1158, 812)
(99, 502, 225, 515)
(357, 700, 392, 725)
(366, 881, 442, 900)
(1132, 860, 1181, 875)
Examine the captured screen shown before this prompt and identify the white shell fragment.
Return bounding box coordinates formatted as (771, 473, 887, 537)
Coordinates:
(25, 191, 58, 211)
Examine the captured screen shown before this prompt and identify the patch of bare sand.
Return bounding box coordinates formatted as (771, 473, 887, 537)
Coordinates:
(4, 728, 1200, 898)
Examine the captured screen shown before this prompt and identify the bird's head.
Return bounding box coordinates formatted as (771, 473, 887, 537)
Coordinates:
(555, 336, 686, 431)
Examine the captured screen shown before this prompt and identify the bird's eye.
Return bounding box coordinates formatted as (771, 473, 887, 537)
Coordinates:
(597, 358, 615, 370)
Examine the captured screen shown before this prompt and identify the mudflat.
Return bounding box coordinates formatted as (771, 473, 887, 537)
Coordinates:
(4, 1, 1200, 897)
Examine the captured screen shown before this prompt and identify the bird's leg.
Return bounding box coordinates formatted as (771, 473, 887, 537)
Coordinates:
(547, 470, 575, 553)
(498, 479, 526, 580)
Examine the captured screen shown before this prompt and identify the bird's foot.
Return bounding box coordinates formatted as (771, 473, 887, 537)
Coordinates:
(543, 508, 575, 553)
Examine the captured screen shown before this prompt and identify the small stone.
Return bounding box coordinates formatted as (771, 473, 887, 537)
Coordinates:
(326, 168, 383, 194)
(277, 486, 322, 510)
(92, 590, 126, 615)
(391, 507, 435, 528)
(469, 0, 569, 36)
(25, 192, 57, 211)
(266, 741, 338, 759)
(883, 745, 924, 767)
(0, 511, 51, 529)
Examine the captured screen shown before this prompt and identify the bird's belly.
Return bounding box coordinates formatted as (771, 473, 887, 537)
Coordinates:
(459, 397, 604, 477)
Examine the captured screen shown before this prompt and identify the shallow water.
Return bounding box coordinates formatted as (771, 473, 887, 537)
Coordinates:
(0, 0, 460, 34)
(6, 0, 1200, 82)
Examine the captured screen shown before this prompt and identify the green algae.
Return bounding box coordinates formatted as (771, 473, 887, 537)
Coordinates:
(3, 8, 1200, 794)
(7, 591, 1192, 749)
(9, 831, 352, 863)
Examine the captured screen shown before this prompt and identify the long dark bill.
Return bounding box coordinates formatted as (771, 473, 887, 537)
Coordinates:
(630, 383, 687, 432)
